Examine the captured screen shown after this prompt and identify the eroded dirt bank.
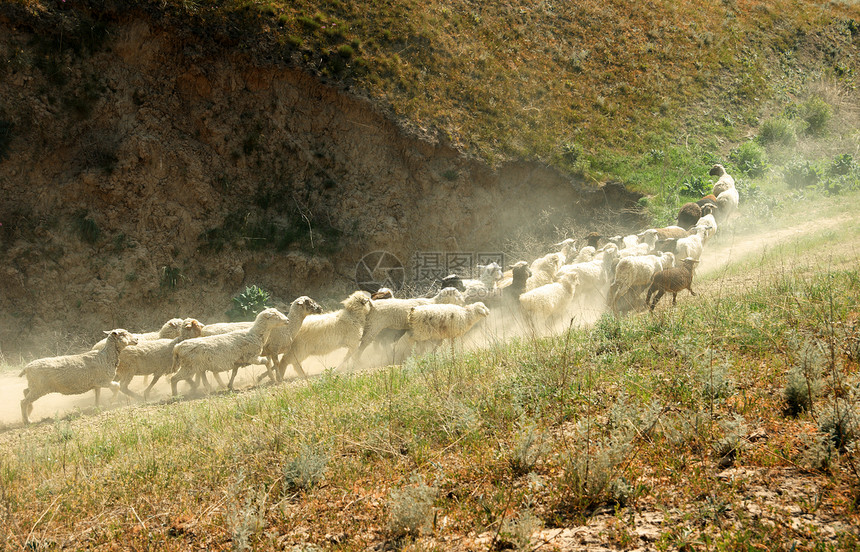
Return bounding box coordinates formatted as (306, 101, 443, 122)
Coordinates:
(0, 8, 642, 357)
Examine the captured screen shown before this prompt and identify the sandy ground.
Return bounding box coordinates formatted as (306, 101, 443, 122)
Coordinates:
(1, 208, 857, 429)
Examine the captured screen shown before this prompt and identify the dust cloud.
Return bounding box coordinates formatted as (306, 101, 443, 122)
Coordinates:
(1, 209, 853, 429)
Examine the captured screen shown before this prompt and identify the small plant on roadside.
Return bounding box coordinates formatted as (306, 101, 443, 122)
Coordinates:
(700, 363, 736, 403)
(798, 432, 836, 473)
(819, 401, 860, 453)
(679, 175, 710, 197)
(227, 485, 267, 552)
(783, 159, 821, 189)
(758, 116, 796, 146)
(783, 335, 825, 417)
(282, 443, 328, 492)
(713, 415, 748, 468)
(73, 210, 101, 244)
(497, 509, 542, 550)
(226, 285, 271, 321)
(0, 119, 13, 161)
(801, 96, 832, 136)
(386, 474, 438, 539)
(510, 422, 550, 476)
(729, 141, 768, 177)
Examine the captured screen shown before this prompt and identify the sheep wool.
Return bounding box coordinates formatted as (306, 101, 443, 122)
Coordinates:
(646, 258, 700, 310)
(91, 318, 184, 350)
(277, 291, 373, 380)
(170, 307, 289, 395)
(114, 318, 204, 401)
(20, 329, 138, 424)
(405, 302, 491, 350)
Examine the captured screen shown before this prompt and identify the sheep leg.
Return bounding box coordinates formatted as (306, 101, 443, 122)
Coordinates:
(689, 287, 696, 296)
(649, 290, 665, 311)
(143, 373, 164, 401)
(94, 387, 101, 407)
(119, 375, 144, 401)
(227, 366, 241, 391)
(211, 371, 227, 389)
(671, 292, 678, 305)
(199, 372, 213, 393)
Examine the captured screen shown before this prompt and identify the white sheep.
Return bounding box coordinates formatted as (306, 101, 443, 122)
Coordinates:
(518, 272, 579, 327)
(462, 262, 504, 301)
(403, 302, 491, 356)
(170, 307, 289, 395)
(352, 288, 466, 366)
(251, 296, 324, 383)
(276, 291, 374, 380)
(675, 226, 708, 262)
(693, 212, 718, 240)
(91, 318, 184, 350)
(556, 243, 619, 298)
(710, 164, 736, 196)
(715, 186, 739, 224)
(20, 329, 138, 424)
(608, 252, 675, 312)
(113, 318, 204, 401)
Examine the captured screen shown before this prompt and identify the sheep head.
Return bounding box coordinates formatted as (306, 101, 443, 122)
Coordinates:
(181, 319, 204, 338)
(709, 164, 726, 177)
(343, 291, 373, 315)
(105, 329, 138, 349)
(293, 296, 324, 316)
(255, 307, 290, 327)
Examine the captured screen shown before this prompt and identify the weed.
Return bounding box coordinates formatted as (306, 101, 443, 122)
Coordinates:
(798, 432, 836, 473)
(282, 443, 328, 492)
(497, 509, 542, 550)
(510, 422, 549, 476)
(783, 159, 821, 189)
(700, 362, 736, 403)
(72, 210, 101, 244)
(819, 401, 859, 453)
(829, 154, 855, 177)
(801, 96, 832, 136)
(226, 285, 271, 322)
(386, 474, 438, 539)
(758, 116, 796, 146)
(783, 338, 824, 417)
(713, 414, 748, 468)
(729, 141, 768, 177)
(227, 484, 267, 552)
(160, 265, 182, 290)
(679, 175, 710, 197)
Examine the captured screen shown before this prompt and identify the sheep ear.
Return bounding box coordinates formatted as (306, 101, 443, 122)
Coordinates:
(104, 330, 111, 336)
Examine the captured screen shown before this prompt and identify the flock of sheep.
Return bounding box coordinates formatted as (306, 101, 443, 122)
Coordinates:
(16, 164, 740, 425)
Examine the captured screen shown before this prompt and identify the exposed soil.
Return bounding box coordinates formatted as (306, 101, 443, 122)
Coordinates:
(0, 9, 643, 359)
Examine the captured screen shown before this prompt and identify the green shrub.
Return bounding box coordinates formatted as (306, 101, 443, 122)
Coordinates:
(758, 116, 795, 146)
(386, 474, 438, 539)
(160, 266, 182, 290)
(283, 444, 328, 492)
(226, 285, 271, 321)
(829, 154, 855, 176)
(729, 141, 767, 177)
(801, 96, 832, 136)
(679, 175, 710, 197)
(73, 210, 101, 244)
(782, 159, 820, 189)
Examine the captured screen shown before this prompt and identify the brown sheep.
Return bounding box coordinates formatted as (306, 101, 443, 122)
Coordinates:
(646, 258, 700, 310)
(677, 202, 703, 230)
